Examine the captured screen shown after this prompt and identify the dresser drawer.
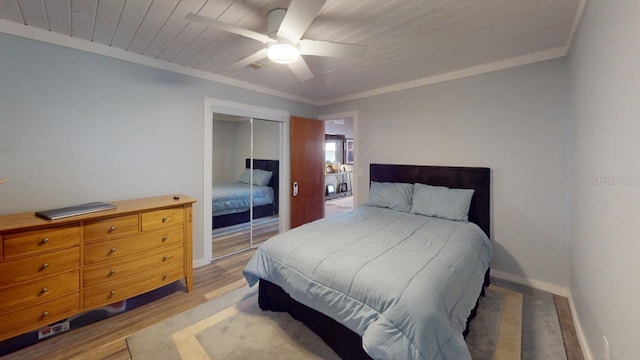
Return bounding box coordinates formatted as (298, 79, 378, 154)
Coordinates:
(84, 226, 183, 265)
(0, 292, 79, 342)
(0, 270, 79, 315)
(4, 224, 80, 259)
(83, 261, 184, 309)
(84, 214, 139, 242)
(141, 207, 183, 231)
(83, 243, 184, 287)
(0, 247, 80, 288)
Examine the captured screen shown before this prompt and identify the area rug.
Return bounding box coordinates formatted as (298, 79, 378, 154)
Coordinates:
(127, 282, 524, 360)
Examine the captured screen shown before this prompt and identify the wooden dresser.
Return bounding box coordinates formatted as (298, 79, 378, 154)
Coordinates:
(0, 194, 196, 341)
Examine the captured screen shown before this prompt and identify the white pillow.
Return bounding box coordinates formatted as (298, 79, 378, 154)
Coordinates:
(238, 168, 252, 184)
(252, 169, 273, 186)
(238, 168, 273, 186)
(410, 183, 474, 222)
(366, 181, 414, 212)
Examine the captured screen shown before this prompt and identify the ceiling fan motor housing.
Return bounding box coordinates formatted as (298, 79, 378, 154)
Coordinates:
(267, 8, 287, 40)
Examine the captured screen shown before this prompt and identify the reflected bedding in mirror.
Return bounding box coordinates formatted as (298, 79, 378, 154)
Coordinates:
(212, 183, 274, 216)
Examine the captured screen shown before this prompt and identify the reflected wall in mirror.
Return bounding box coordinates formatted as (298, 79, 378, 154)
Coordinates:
(211, 115, 281, 259)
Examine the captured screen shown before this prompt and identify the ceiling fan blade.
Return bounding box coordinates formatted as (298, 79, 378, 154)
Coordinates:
(186, 13, 274, 44)
(299, 39, 369, 60)
(228, 48, 268, 72)
(277, 0, 327, 44)
(288, 57, 314, 81)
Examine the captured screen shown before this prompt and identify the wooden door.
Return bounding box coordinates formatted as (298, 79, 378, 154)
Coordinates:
(290, 116, 325, 228)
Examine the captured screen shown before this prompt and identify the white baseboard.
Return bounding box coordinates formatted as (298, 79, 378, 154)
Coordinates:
(193, 258, 210, 268)
(568, 293, 594, 360)
(490, 269, 569, 296)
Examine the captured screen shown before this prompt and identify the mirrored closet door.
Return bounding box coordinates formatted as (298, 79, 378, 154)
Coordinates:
(211, 115, 281, 259)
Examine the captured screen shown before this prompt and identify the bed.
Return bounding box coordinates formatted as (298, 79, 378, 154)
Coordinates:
(243, 164, 491, 359)
(212, 159, 279, 229)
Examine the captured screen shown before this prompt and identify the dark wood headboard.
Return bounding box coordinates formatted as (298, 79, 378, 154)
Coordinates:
(246, 159, 279, 213)
(370, 164, 491, 238)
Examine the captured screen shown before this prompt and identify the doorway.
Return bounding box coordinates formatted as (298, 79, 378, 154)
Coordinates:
(323, 116, 355, 217)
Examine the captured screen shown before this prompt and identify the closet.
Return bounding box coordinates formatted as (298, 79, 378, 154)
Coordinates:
(211, 115, 281, 259)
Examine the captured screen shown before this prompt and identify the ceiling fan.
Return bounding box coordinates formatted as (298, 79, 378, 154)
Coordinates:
(185, 0, 368, 81)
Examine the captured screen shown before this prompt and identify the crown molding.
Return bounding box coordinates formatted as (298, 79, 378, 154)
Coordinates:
(0, 20, 316, 105)
(317, 46, 568, 106)
(317, 0, 586, 106)
(2, 0, 587, 108)
(565, 0, 589, 54)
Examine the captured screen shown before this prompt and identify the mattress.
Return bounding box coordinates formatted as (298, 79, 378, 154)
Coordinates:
(212, 183, 274, 216)
(243, 206, 493, 360)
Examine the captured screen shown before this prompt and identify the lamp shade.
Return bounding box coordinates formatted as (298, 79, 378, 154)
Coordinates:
(267, 43, 300, 64)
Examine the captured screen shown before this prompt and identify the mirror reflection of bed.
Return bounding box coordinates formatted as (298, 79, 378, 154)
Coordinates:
(212, 115, 281, 259)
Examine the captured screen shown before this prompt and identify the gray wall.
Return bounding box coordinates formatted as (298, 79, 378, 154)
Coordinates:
(212, 120, 240, 184)
(212, 119, 279, 189)
(237, 119, 281, 176)
(567, 1, 640, 358)
(321, 59, 570, 289)
(0, 33, 317, 263)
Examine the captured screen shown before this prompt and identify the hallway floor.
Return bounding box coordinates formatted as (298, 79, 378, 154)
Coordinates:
(325, 195, 354, 217)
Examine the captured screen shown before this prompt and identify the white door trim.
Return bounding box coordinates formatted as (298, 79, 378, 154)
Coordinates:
(319, 111, 359, 206)
(198, 97, 290, 267)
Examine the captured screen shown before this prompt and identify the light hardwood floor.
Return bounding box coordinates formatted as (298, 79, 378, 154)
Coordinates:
(212, 216, 279, 258)
(0, 250, 256, 360)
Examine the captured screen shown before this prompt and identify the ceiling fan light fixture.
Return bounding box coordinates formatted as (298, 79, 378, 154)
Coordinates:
(267, 43, 300, 64)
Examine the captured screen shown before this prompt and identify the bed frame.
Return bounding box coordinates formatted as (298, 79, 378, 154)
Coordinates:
(258, 164, 491, 359)
(212, 159, 279, 229)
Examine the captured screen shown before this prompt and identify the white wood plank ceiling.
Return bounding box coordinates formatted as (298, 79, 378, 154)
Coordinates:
(0, 0, 582, 103)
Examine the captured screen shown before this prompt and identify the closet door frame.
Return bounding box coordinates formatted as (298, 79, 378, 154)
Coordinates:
(202, 98, 289, 266)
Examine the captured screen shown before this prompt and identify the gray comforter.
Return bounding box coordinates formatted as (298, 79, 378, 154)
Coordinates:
(212, 183, 274, 216)
(243, 206, 493, 360)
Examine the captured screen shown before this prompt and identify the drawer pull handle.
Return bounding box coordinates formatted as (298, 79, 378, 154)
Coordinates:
(162, 217, 168, 223)
(108, 226, 116, 233)
(110, 290, 116, 296)
(109, 269, 116, 275)
(162, 274, 168, 280)
(41, 263, 49, 270)
(41, 287, 49, 294)
(41, 238, 50, 244)
(42, 311, 49, 317)
(110, 247, 116, 253)
(162, 235, 168, 242)
(162, 255, 168, 261)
